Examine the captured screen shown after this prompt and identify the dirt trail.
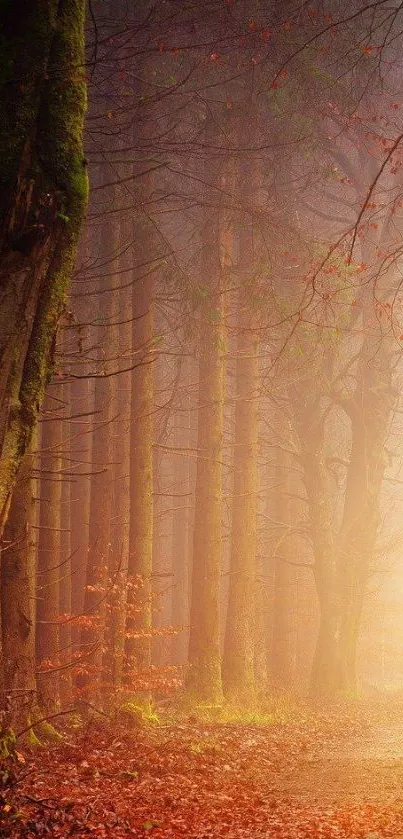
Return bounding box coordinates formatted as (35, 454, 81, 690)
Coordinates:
(280, 718, 403, 807)
(346, 721, 403, 762)
(6, 706, 403, 837)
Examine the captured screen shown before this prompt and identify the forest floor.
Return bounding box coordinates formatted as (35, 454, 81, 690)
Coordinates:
(3, 695, 403, 838)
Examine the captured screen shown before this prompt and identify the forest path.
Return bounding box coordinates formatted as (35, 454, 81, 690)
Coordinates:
(275, 712, 403, 807)
(6, 701, 403, 837)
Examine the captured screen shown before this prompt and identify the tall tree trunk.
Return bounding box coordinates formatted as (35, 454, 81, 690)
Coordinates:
(0, 0, 87, 535)
(222, 292, 259, 702)
(271, 441, 294, 687)
(171, 384, 191, 666)
(222, 135, 259, 702)
(103, 224, 131, 706)
(79, 200, 115, 704)
(1, 440, 37, 730)
(337, 332, 395, 693)
(305, 458, 338, 695)
(124, 242, 154, 692)
(69, 254, 92, 653)
(36, 392, 62, 712)
(69, 374, 91, 652)
(187, 114, 224, 704)
(293, 394, 339, 696)
(59, 376, 72, 708)
(151, 336, 173, 671)
(79, 354, 113, 704)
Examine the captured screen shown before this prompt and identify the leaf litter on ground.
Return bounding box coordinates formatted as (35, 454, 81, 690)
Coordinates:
(3, 697, 403, 838)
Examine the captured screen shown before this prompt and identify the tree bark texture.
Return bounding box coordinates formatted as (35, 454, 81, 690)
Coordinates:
(103, 221, 130, 704)
(79, 208, 115, 703)
(222, 162, 259, 703)
(125, 229, 154, 688)
(0, 0, 87, 535)
(59, 376, 72, 708)
(1, 440, 37, 729)
(36, 393, 62, 712)
(187, 113, 225, 704)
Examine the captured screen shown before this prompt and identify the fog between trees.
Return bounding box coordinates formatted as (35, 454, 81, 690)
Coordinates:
(2, 0, 403, 733)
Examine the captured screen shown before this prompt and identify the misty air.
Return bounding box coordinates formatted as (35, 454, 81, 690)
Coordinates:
(1, 2, 403, 837)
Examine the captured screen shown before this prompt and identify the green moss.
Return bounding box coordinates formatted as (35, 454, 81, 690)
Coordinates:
(19, 0, 88, 411)
(0, 2, 87, 528)
(167, 693, 306, 727)
(119, 701, 160, 727)
(56, 212, 70, 224)
(0, 727, 16, 759)
(36, 720, 63, 743)
(38, 0, 88, 222)
(25, 727, 43, 749)
(67, 713, 83, 730)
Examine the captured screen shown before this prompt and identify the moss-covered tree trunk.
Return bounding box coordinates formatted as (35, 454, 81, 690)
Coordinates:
(0, 0, 87, 538)
(1, 440, 37, 730)
(187, 114, 224, 705)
